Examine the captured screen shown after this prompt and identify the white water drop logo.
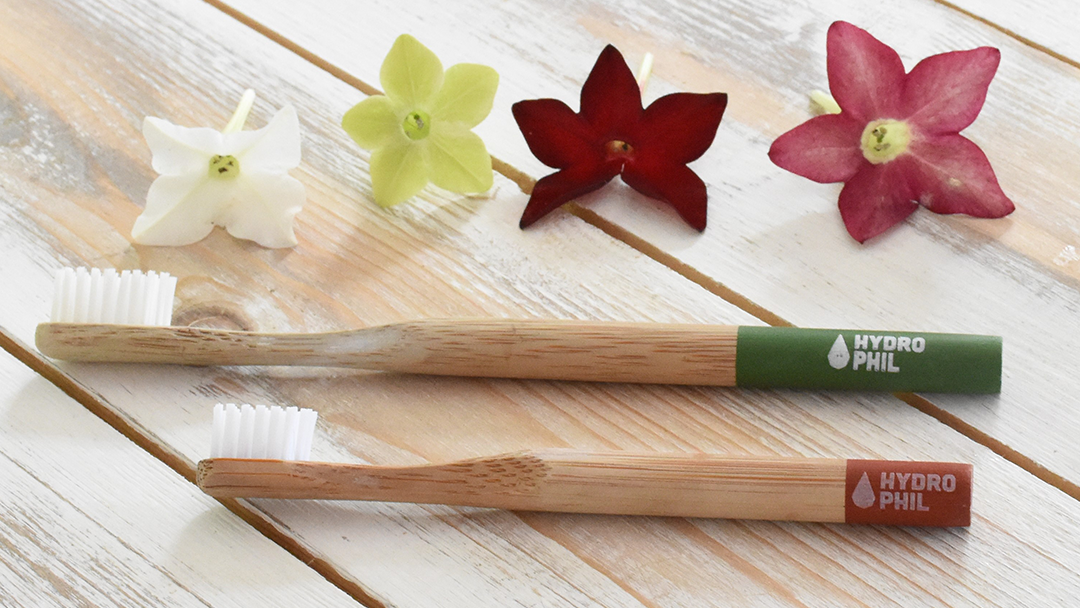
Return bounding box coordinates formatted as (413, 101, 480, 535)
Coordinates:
(852, 472, 876, 509)
(828, 334, 850, 369)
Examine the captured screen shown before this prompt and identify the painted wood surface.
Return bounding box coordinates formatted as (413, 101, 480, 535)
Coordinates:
(0, 0, 1078, 607)
(947, 0, 1080, 63)
(217, 0, 1080, 494)
(0, 348, 360, 607)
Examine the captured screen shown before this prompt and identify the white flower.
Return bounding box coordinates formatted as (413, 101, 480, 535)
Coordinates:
(132, 91, 305, 248)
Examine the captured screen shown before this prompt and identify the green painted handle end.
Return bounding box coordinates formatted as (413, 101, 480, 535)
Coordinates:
(735, 327, 1001, 394)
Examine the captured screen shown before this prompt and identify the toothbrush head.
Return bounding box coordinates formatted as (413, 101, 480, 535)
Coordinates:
(50, 267, 177, 325)
(210, 403, 318, 461)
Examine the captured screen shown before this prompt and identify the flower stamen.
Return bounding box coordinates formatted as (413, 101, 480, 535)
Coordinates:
(208, 154, 240, 178)
(860, 119, 911, 164)
(402, 110, 432, 140)
(605, 139, 634, 157)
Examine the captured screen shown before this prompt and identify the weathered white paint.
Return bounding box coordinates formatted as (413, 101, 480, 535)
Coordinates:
(0, 0, 1078, 606)
(949, 0, 1080, 64)
(0, 349, 360, 607)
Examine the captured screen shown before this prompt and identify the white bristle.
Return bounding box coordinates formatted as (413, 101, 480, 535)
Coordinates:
(238, 404, 256, 459)
(251, 404, 270, 459)
(115, 270, 132, 324)
(130, 273, 148, 324)
(62, 268, 77, 322)
(224, 404, 242, 459)
(268, 406, 287, 460)
(210, 403, 226, 458)
(74, 269, 91, 322)
(144, 271, 161, 325)
(211, 403, 318, 462)
(101, 269, 120, 323)
(50, 268, 67, 322)
(49, 267, 176, 325)
(283, 407, 301, 461)
(87, 268, 104, 322)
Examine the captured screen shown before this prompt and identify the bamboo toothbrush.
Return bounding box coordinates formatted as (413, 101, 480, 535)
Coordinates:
(37, 267, 1003, 393)
(197, 403, 973, 526)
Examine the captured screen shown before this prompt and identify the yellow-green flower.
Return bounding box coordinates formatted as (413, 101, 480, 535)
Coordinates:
(343, 34, 499, 207)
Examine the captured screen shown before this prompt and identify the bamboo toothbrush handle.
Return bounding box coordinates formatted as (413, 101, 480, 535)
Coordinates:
(35, 320, 1002, 392)
(36, 319, 739, 385)
(196, 451, 972, 526)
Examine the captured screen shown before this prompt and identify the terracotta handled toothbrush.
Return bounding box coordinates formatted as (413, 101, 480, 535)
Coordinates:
(36, 267, 1003, 393)
(197, 403, 973, 526)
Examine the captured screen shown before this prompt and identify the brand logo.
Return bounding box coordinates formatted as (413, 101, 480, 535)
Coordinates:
(851, 472, 875, 508)
(827, 334, 850, 369)
(851, 469, 958, 512)
(827, 333, 926, 374)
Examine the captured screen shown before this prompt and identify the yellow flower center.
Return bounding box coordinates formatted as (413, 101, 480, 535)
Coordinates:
(402, 110, 432, 140)
(860, 119, 911, 164)
(605, 139, 634, 158)
(208, 154, 240, 179)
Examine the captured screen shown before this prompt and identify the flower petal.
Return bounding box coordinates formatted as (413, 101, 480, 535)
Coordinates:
(630, 92, 727, 165)
(905, 134, 1014, 217)
(431, 63, 499, 129)
(903, 47, 1000, 134)
(580, 45, 642, 139)
(369, 140, 429, 207)
(427, 123, 493, 193)
(343, 95, 403, 150)
(218, 173, 305, 248)
(519, 162, 621, 228)
(131, 173, 225, 245)
(511, 98, 601, 169)
(622, 158, 709, 231)
(837, 162, 919, 242)
(827, 21, 905, 122)
(232, 105, 302, 171)
(143, 118, 220, 176)
(768, 113, 865, 183)
(380, 34, 444, 108)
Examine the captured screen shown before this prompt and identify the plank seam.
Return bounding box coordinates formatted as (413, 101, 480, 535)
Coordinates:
(933, 0, 1080, 71)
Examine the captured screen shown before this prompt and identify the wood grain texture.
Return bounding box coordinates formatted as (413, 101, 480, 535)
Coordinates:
(942, 0, 1080, 65)
(0, 348, 359, 607)
(0, 0, 1078, 606)
(36, 319, 739, 384)
(217, 0, 1080, 493)
(198, 452, 849, 521)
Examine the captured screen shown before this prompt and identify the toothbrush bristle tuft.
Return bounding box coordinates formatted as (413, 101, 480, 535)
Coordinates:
(50, 267, 177, 325)
(211, 403, 318, 461)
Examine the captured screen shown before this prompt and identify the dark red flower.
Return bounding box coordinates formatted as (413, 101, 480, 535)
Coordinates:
(769, 21, 1014, 243)
(512, 45, 728, 230)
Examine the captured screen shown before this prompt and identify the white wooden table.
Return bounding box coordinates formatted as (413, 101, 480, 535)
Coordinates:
(2, 0, 1079, 605)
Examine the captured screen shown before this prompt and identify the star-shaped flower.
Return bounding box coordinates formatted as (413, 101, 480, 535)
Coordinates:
(512, 45, 728, 231)
(132, 90, 305, 248)
(768, 21, 1015, 243)
(342, 34, 498, 207)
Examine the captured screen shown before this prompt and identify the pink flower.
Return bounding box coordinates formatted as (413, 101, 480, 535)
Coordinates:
(769, 21, 1015, 242)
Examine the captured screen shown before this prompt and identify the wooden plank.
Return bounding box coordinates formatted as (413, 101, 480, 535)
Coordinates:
(0, 0, 1079, 606)
(215, 0, 1080, 492)
(0, 348, 360, 607)
(943, 0, 1080, 65)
